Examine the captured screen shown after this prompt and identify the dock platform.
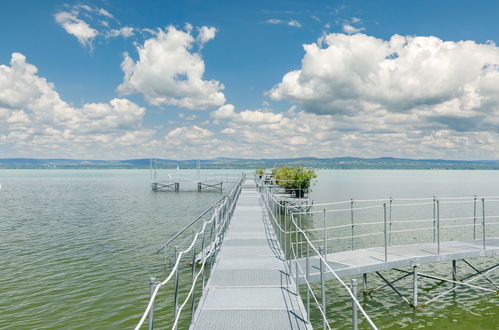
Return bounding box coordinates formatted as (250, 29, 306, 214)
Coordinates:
(190, 181, 311, 329)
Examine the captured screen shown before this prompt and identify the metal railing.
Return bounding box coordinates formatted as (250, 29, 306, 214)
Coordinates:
(257, 177, 378, 330)
(135, 174, 245, 330)
(257, 175, 499, 329)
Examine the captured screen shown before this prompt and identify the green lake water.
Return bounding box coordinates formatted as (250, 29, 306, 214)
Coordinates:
(0, 169, 498, 329)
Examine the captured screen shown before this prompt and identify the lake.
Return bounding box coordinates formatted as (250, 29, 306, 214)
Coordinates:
(0, 169, 498, 329)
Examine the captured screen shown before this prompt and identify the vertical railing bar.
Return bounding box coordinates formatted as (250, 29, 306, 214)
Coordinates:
(482, 198, 486, 250)
(173, 246, 180, 330)
(473, 195, 477, 240)
(323, 209, 327, 260)
(148, 277, 156, 330)
(437, 200, 440, 255)
(433, 196, 436, 243)
(351, 279, 358, 330)
(319, 246, 327, 329)
(351, 198, 355, 250)
(190, 230, 197, 322)
(388, 197, 393, 246)
(383, 203, 387, 262)
(305, 229, 310, 322)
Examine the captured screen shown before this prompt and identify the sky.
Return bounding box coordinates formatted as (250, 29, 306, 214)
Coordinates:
(1, 0, 499, 160)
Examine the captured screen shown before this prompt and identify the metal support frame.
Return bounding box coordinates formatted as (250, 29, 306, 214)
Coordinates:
(148, 277, 156, 330)
(351, 279, 358, 330)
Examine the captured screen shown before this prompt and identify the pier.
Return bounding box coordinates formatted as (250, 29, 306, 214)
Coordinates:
(135, 175, 499, 329)
(190, 180, 310, 329)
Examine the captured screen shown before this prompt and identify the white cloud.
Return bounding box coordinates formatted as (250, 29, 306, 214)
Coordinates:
(98, 8, 114, 19)
(342, 23, 365, 34)
(117, 25, 226, 110)
(269, 34, 499, 120)
(105, 27, 134, 38)
(54, 11, 98, 48)
(198, 26, 217, 45)
(0, 53, 148, 157)
(265, 19, 302, 28)
(212, 104, 283, 123)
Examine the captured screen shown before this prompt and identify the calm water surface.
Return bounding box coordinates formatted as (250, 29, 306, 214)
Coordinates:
(0, 169, 498, 329)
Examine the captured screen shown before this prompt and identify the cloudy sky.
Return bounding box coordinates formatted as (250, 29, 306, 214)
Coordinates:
(1, 0, 499, 160)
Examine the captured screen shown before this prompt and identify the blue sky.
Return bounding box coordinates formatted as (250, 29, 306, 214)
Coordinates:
(1, 0, 499, 159)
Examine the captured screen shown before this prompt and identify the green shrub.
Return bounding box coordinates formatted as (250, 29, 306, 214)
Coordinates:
(273, 166, 317, 191)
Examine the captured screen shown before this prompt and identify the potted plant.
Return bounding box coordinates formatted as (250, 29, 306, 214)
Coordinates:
(273, 166, 317, 198)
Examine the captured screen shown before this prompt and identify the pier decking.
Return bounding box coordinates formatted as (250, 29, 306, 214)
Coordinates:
(297, 238, 499, 284)
(190, 181, 311, 329)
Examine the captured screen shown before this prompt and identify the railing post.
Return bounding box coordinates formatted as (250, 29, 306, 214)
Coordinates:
(190, 230, 197, 321)
(148, 277, 156, 330)
(432, 196, 436, 243)
(437, 200, 440, 254)
(351, 198, 355, 250)
(389, 197, 393, 246)
(412, 265, 418, 307)
(351, 279, 358, 330)
(383, 203, 388, 262)
(362, 273, 368, 295)
(173, 246, 180, 330)
(201, 226, 206, 293)
(209, 219, 215, 270)
(323, 209, 327, 260)
(284, 205, 288, 260)
(452, 260, 457, 281)
(482, 198, 486, 250)
(473, 195, 477, 240)
(319, 246, 327, 329)
(305, 230, 310, 322)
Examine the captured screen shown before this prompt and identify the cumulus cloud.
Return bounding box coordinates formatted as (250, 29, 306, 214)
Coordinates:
(54, 10, 98, 48)
(263, 33, 499, 159)
(117, 25, 226, 110)
(0, 53, 148, 157)
(269, 34, 499, 120)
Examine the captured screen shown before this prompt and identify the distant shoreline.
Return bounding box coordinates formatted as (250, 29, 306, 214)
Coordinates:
(1, 157, 499, 170)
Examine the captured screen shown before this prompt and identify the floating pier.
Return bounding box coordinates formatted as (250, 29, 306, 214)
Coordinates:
(151, 181, 223, 192)
(136, 177, 499, 329)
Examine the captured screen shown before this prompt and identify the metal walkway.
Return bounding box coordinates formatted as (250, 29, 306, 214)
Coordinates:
(297, 238, 499, 284)
(190, 181, 311, 329)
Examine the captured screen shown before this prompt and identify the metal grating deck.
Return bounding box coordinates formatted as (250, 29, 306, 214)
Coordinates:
(190, 182, 311, 330)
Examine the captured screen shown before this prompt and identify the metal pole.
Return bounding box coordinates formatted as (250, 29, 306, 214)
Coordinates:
(482, 198, 486, 250)
(201, 227, 206, 293)
(323, 209, 327, 260)
(284, 205, 287, 260)
(190, 231, 197, 321)
(319, 246, 327, 329)
(173, 246, 180, 329)
(295, 257, 299, 294)
(383, 203, 387, 262)
(351, 279, 358, 330)
(452, 260, 457, 282)
(351, 198, 355, 250)
(305, 230, 310, 322)
(473, 195, 477, 240)
(437, 200, 440, 254)
(389, 197, 393, 246)
(433, 196, 436, 243)
(363, 273, 368, 295)
(148, 277, 156, 330)
(412, 265, 418, 307)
